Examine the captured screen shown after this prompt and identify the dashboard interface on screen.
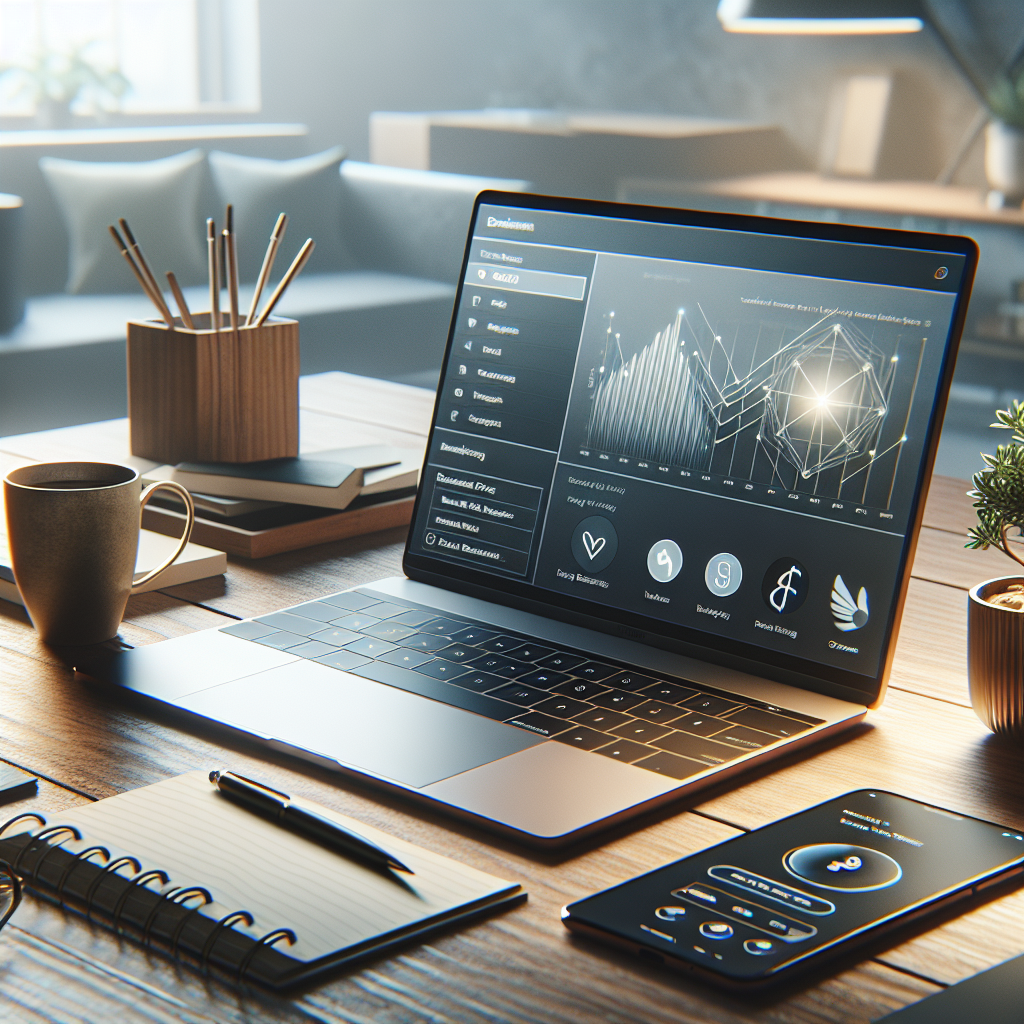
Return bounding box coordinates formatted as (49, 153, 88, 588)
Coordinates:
(406, 200, 969, 692)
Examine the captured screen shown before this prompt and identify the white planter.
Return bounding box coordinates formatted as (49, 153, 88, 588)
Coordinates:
(985, 121, 1024, 203)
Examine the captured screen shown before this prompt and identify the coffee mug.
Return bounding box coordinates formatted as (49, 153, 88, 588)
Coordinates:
(3, 462, 195, 645)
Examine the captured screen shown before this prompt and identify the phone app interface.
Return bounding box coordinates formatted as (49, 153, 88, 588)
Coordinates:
(408, 203, 967, 689)
(566, 791, 1024, 981)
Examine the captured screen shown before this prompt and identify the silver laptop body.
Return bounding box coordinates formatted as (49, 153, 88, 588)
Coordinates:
(91, 192, 977, 847)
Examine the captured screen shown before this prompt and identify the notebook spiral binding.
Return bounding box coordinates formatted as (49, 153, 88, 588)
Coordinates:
(0, 810, 297, 981)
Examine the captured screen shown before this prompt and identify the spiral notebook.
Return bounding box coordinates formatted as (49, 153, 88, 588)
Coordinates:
(0, 771, 523, 990)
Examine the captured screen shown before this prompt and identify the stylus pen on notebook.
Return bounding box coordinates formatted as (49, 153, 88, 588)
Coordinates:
(209, 769, 414, 874)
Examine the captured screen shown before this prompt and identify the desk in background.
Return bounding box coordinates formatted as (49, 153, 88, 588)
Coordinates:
(0, 372, 1021, 1023)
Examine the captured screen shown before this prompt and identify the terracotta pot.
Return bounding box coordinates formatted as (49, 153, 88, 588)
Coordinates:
(967, 576, 1024, 736)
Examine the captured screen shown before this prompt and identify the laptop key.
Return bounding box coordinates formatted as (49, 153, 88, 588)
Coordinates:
(330, 613, 381, 631)
(469, 654, 533, 678)
(396, 633, 452, 651)
(221, 620, 277, 640)
(673, 713, 731, 738)
(629, 700, 688, 723)
(450, 671, 506, 693)
(358, 602, 407, 619)
(377, 647, 433, 669)
(572, 707, 632, 730)
(286, 601, 347, 622)
(319, 591, 379, 611)
(288, 640, 341, 660)
(449, 626, 500, 645)
(722, 706, 810, 738)
(343, 636, 397, 658)
(255, 611, 331, 636)
(512, 643, 554, 662)
(714, 724, 775, 750)
(537, 652, 586, 672)
(641, 680, 700, 703)
(611, 720, 672, 743)
(552, 679, 611, 701)
(553, 725, 608, 751)
(252, 630, 307, 650)
(606, 671, 658, 692)
(517, 669, 570, 689)
(532, 694, 590, 719)
(436, 643, 478, 662)
(413, 659, 470, 681)
(417, 617, 468, 636)
(478, 635, 526, 654)
(488, 682, 551, 707)
(361, 621, 419, 642)
(504, 711, 572, 738)
(589, 690, 646, 712)
(634, 750, 707, 780)
(309, 626, 361, 646)
(652, 731, 745, 766)
(350, 661, 521, 722)
(313, 650, 372, 672)
(391, 608, 438, 627)
(681, 693, 744, 717)
(575, 661, 617, 681)
(594, 739, 652, 763)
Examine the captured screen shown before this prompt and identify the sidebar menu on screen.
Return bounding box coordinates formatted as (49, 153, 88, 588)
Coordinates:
(411, 235, 596, 578)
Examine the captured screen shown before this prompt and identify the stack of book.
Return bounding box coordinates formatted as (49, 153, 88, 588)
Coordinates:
(141, 445, 422, 558)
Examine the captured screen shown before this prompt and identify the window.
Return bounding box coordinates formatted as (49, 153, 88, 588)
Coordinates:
(0, 0, 260, 116)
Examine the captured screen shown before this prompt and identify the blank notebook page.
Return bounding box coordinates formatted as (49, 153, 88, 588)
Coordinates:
(43, 771, 518, 962)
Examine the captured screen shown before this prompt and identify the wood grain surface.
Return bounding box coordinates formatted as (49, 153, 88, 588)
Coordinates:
(0, 377, 1021, 1023)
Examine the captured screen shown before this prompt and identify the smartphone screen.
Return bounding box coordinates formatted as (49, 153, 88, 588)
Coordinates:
(563, 791, 1024, 985)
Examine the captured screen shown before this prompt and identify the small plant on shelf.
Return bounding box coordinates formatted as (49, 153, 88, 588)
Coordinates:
(967, 399, 1024, 607)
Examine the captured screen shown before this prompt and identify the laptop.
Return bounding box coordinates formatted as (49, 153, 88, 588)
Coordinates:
(91, 192, 978, 847)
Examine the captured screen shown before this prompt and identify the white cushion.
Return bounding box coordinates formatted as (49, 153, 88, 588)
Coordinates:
(208, 146, 349, 281)
(40, 149, 207, 295)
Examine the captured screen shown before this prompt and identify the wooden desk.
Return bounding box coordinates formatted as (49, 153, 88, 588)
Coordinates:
(0, 373, 1021, 1023)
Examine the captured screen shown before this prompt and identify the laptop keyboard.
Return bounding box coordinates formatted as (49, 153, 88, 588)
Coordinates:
(219, 589, 822, 781)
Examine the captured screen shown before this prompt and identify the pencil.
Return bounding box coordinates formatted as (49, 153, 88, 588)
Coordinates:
(166, 271, 194, 329)
(224, 228, 239, 331)
(246, 212, 287, 326)
(207, 218, 220, 331)
(254, 238, 315, 327)
(118, 218, 174, 327)
(108, 225, 173, 327)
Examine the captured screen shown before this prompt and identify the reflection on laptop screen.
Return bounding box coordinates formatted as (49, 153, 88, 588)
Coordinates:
(406, 199, 969, 700)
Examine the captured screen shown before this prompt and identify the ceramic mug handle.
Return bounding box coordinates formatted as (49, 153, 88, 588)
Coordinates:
(131, 481, 196, 590)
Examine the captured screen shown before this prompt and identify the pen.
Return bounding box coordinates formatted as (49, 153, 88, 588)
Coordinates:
(166, 271, 194, 329)
(117, 219, 175, 327)
(108, 225, 174, 327)
(207, 218, 220, 331)
(253, 238, 315, 327)
(225, 204, 239, 331)
(209, 769, 414, 874)
(247, 212, 287, 325)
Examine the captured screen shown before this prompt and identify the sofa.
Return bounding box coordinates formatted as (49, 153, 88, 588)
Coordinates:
(0, 158, 527, 435)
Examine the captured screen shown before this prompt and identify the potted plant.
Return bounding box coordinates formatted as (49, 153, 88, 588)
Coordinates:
(966, 399, 1024, 736)
(0, 43, 129, 128)
(985, 69, 1024, 205)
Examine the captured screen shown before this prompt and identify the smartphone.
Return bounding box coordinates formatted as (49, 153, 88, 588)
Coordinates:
(562, 790, 1024, 988)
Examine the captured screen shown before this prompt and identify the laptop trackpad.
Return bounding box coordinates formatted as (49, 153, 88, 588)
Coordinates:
(176, 659, 542, 789)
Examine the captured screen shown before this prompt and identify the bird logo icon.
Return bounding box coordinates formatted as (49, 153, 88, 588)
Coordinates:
(832, 575, 869, 631)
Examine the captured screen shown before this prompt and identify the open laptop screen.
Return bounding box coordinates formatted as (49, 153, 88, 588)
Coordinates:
(404, 194, 976, 704)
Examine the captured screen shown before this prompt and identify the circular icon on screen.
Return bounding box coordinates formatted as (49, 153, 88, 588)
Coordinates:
(761, 557, 809, 615)
(647, 539, 682, 583)
(705, 552, 742, 597)
(783, 844, 902, 892)
(934, 267, 948, 280)
(570, 516, 618, 574)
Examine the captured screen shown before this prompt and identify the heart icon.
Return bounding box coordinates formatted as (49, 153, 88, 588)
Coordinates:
(582, 531, 606, 560)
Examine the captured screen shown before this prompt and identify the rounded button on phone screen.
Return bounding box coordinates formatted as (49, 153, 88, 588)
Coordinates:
(743, 938, 776, 956)
(698, 921, 733, 940)
(654, 906, 686, 922)
(784, 843, 902, 891)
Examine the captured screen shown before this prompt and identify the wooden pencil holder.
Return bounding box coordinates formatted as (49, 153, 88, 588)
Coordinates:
(127, 313, 299, 464)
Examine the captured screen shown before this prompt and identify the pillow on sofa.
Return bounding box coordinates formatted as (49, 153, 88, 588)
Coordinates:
(40, 149, 207, 295)
(208, 146, 349, 282)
